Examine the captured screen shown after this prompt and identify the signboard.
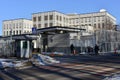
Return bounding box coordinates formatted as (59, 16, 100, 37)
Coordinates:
(32, 27, 37, 34)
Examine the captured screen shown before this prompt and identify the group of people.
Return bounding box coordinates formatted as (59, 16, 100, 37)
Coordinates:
(70, 44, 99, 55)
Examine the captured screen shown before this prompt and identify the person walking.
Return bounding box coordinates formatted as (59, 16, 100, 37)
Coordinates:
(94, 44, 99, 55)
(70, 44, 74, 54)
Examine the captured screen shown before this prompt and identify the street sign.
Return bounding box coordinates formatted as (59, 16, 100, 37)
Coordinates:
(32, 27, 37, 34)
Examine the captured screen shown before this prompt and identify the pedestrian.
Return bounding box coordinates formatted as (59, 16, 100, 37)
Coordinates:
(114, 48, 117, 54)
(94, 44, 99, 55)
(70, 44, 74, 54)
(87, 46, 91, 54)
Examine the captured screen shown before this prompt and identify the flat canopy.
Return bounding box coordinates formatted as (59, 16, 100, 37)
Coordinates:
(0, 26, 85, 40)
(36, 26, 85, 34)
(0, 34, 37, 40)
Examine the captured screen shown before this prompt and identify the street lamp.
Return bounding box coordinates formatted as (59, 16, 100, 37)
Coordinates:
(10, 28, 12, 41)
(9, 23, 13, 56)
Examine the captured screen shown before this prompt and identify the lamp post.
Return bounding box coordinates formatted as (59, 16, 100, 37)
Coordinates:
(10, 28, 12, 41)
(10, 27, 13, 56)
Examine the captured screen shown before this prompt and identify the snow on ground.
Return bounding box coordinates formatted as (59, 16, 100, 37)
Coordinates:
(0, 59, 26, 69)
(0, 54, 60, 69)
(31, 54, 60, 66)
(103, 73, 120, 80)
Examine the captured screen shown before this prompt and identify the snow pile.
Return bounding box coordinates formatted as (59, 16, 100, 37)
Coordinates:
(0, 59, 14, 68)
(0, 59, 26, 69)
(31, 54, 60, 66)
(13, 61, 26, 68)
(0, 61, 14, 68)
(103, 73, 120, 80)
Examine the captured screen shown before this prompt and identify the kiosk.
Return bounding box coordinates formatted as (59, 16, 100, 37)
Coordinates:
(1, 34, 37, 58)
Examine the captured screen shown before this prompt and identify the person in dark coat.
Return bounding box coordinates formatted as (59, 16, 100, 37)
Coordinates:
(70, 44, 74, 54)
(87, 46, 91, 54)
(94, 44, 99, 55)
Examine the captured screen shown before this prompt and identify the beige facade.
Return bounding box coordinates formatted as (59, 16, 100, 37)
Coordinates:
(32, 11, 69, 29)
(32, 10, 116, 31)
(68, 10, 116, 31)
(2, 19, 33, 36)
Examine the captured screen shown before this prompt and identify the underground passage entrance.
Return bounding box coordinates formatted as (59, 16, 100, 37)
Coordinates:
(36, 26, 85, 54)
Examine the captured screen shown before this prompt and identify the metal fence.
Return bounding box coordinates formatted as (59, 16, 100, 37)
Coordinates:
(0, 40, 14, 57)
(96, 30, 120, 53)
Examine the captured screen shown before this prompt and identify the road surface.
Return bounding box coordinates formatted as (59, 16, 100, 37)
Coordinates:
(0, 55, 120, 80)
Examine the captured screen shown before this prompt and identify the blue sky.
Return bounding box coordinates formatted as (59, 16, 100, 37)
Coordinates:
(0, 0, 120, 35)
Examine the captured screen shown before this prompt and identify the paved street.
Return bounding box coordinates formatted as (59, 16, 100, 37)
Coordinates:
(0, 55, 120, 80)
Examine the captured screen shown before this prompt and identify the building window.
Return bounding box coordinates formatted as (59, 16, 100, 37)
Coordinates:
(33, 17, 36, 22)
(89, 24, 91, 26)
(98, 23, 100, 29)
(94, 17, 96, 22)
(60, 16, 62, 21)
(56, 15, 59, 20)
(44, 23, 48, 27)
(76, 18, 79, 23)
(85, 18, 87, 22)
(49, 15, 53, 20)
(13, 31, 15, 35)
(33, 24, 37, 27)
(98, 17, 100, 21)
(38, 16, 41, 21)
(7, 31, 8, 36)
(16, 30, 18, 35)
(59, 16, 62, 21)
(16, 26, 18, 29)
(81, 18, 84, 23)
(85, 24, 87, 26)
(94, 24, 96, 29)
(102, 23, 104, 29)
(60, 24, 62, 26)
(89, 18, 91, 22)
(66, 18, 68, 23)
(20, 23, 22, 27)
(20, 30, 21, 34)
(19, 26, 21, 28)
(102, 17, 104, 21)
(38, 24, 41, 28)
(4, 31, 5, 36)
(50, 23, 53, 27)
(4, 31, 6, 35)
(44, 15, 48, 20)
(64, 17, 65, 22)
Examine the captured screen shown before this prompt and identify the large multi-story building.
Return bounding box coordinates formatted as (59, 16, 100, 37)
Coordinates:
(32, 11, 69, 28)
(32, 9, 116, 31)
(2, 18, 33, 36)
